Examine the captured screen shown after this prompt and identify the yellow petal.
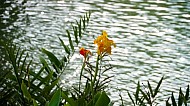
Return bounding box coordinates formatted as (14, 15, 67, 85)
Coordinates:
(102, 30, 108, 37)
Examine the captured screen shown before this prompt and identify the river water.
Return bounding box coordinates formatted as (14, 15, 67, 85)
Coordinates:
(1, 0, 190, 105)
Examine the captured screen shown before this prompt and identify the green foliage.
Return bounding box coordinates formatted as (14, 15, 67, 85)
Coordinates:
(126, 77, 190, 106)
(0, 42, 60, 105)
(127, 77, 164, 106)
(41, 48, 62, 69)
(59, 37, 70, 55)
(0, 11, 91, 106)
(21, 81, 32, 101)
(94, 91, 110, 106)
(61, 58, 112, 106)
(49, 88, 61, 106)
(166, 85, 190, 106)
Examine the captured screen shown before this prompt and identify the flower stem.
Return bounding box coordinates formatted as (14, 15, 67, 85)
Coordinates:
(79, 59, 86, 92)
(91, 55, 99, 97)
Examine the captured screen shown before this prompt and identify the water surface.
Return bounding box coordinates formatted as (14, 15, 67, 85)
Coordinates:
(2, 0, 190, 105)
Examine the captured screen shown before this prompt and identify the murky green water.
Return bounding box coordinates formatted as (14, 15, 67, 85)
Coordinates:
(1, 0, 190, 105)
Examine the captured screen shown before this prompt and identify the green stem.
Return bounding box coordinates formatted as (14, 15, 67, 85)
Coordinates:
(79, 59, 86, 92)
(91, 55, 99, 97)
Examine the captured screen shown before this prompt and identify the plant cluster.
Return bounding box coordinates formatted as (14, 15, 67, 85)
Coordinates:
(126, 77, 189, 106)
(0, 11, 189, 106)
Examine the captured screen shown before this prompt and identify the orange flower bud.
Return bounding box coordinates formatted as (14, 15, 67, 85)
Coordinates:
(79, 47, 92, 59)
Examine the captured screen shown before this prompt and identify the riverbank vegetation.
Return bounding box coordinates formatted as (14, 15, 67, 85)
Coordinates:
(0, 12, 189, 106)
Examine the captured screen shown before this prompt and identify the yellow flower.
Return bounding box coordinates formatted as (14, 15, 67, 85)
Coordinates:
(94, 31, 116, 55)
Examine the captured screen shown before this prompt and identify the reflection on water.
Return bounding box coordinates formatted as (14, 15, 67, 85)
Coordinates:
(1, 0, 190, 105)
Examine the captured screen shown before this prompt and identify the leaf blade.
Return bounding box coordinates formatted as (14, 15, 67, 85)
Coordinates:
(95, 91, 110, 106)
(41, 48, 61, 68)
(49, 88, 61, 106)
(59, 37, 70, 55)
(21, 81, 32, 101)
(66, 30, 74, 51)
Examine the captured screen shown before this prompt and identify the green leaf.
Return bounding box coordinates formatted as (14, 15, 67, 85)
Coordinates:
(153, 76, 163, 97)
(41, 78, 59, 96)
(89, 11, 91, 19)
(49, 88, 61, 106)
(78, 19, 82, 38)
(185, 85, 189, 100)
(178, 88, 183, 106)
(66, 30, 74, 51)
(63, 56, 67, 62)
(135, 81, 140, 104)
(22, 79, 43, 95)
(82, 16, 86, 30)
(41, 48, 61, 68)
(127, 91, 135, 106)
(86, 12, 89, 22)
(62, 91, 77, 106)
(73, 26, 78, 44)
(93, 92, 101, 103)
(45, 101, 49, 106)
(184, 85, 189, 106)
(166, 98, 171, 106)
(59, 37, 70, 55)
(30, 66, 44, 83)
(83, 81, 91, 97)
(36, 71, 53, 89)
(140, 89, 149, 104)
(17, 48, 25, 68)
(39, 56, 51, 73)
(95, 91, 110, 106)
(20, 53, 28, 75)
(30, 92, 46, 104)
(171, 92, 177, 106)
(33, 99, 38, 106)
(21, 80, 32, 101)
(147, 81, 153, 97)
(77, 97, 86, 106)
(64, 103, 71, 106)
